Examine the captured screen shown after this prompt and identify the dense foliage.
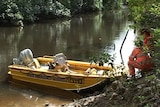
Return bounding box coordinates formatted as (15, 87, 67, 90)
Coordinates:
(103, 0, 122, 10)
(127, 0, 160, 28)
(0, 0, 123, 26)
(151, 29, 160, 73)
(0, 0, 23, 26)
(0, 0, 70, 26)
(127, 0, 160, 74)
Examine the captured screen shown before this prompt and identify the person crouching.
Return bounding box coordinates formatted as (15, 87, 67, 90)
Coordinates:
(127, 40, 153, 78)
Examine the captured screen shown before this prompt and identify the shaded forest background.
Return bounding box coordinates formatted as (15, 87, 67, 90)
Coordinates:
(0, 0, 124, 26)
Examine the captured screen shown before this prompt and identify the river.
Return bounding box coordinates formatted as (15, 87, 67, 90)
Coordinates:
(0, 9, 136, 107)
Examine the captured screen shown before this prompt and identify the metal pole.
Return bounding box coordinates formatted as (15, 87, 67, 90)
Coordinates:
(120, 29, 129, 64)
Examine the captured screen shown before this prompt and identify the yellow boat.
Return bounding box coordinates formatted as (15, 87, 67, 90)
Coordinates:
(8, 49, 124, 91)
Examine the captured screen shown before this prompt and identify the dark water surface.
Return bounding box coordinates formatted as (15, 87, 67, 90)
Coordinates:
(0, 10, 135, 107)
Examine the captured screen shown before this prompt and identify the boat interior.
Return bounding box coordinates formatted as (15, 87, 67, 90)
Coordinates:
(10, 49, 124, 77)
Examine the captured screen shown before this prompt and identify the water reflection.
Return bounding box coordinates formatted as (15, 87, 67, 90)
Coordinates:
(0, 9, 135, 106)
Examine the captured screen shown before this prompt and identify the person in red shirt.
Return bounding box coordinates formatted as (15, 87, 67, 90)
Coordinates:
(128, 41, 153, 77)
(140, 28, 152, 47)
(141, 28, 154, 58)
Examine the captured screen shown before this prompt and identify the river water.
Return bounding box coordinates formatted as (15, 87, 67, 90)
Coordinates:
(0, 9, 136, 107)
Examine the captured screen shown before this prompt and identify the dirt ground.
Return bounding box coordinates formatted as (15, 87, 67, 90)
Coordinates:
(61, 71, 160, 107)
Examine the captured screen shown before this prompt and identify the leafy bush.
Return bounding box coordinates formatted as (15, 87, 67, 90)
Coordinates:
(0, 0, 123, 25)
(89, 52, 115, 66)
(103, 0, 122, 10)
(151, 29, 160, 71)
(0, 0, 71, 25)
(139, 3, 160, 28)
(0, 0, 23, 26)
(16, 0, 70, 22)
(70, 0, 103, 15)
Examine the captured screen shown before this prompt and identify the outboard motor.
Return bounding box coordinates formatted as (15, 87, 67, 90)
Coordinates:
(53, 53, 67, 65)
(13, 49, 34, 66)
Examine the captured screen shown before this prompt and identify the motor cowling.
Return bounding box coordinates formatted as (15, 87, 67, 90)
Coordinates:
(13, 49, 34, 66)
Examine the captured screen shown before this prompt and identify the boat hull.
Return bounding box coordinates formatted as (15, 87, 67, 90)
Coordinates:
(8, 65, 108, 91)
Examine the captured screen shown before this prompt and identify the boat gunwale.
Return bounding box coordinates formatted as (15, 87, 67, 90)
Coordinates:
(8, 65, 110, 78)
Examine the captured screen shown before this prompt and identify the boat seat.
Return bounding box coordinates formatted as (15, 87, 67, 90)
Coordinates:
(33, 58, 40, 69)
(32, 59, 50, 70)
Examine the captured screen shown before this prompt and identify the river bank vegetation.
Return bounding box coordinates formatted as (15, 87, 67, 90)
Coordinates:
(0, 0, 123, 26)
